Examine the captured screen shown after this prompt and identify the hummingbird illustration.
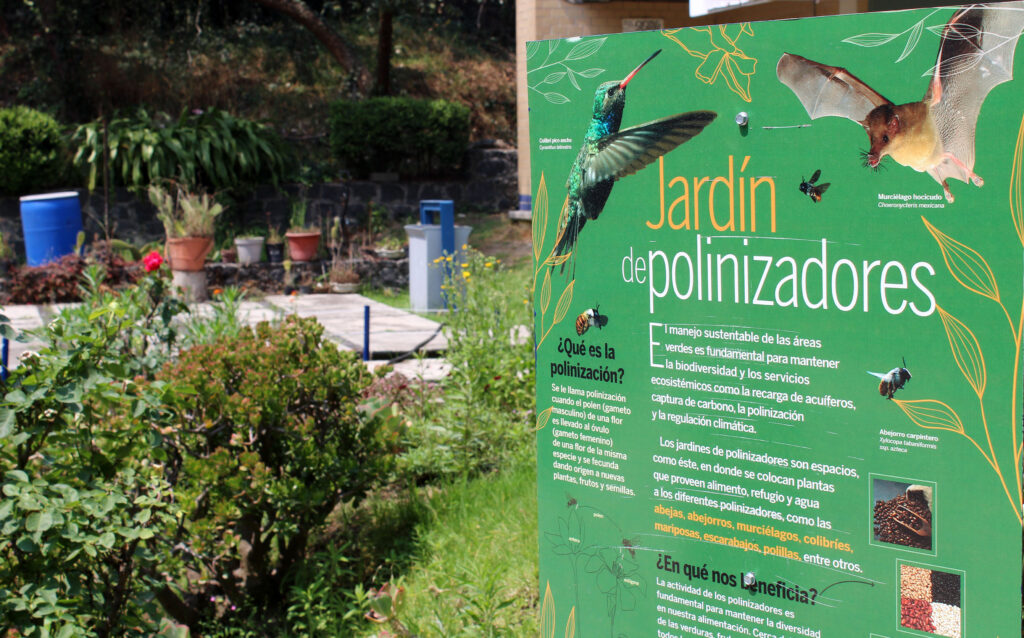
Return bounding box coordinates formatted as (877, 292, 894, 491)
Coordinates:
(553, 49, 717, 270)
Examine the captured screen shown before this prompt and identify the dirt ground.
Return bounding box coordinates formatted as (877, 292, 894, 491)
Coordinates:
(460, 212, 533, 266)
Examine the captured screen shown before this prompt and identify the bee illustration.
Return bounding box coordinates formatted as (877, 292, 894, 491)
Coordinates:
(575, 304, 608, 336)
(799, 169, 830, 203)
(622, 538, 636, 558)
(868, 358, 912, 399)
(566, 492, 577, 508)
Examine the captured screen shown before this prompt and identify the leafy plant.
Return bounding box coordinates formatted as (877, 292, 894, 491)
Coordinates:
(0, 270, 191, 637)
(289, 199, 318, 233)
(0, 106, 67, 195)
(401, 248, 534, 479)
(72, 108, 296, 194)
(329, 98, 470, 178)
(149, 183, 223, 238)
(150, 316, 398, 626)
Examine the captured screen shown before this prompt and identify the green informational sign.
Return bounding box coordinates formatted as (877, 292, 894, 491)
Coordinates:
(530, 5, 1024, 637)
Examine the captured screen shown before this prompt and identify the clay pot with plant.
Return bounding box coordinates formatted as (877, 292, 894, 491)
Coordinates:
(149, 184, 222, 271)
(285, 200, 320, 262)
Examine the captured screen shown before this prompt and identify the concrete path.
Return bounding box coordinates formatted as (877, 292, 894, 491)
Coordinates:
(1, 294, 451, 381)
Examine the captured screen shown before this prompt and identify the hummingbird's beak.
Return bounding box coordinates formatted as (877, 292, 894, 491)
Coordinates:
(619, 49, 661, 89)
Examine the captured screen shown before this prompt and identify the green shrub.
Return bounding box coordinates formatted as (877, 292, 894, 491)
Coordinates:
(0, 271, 191, 637)
(400, 249, 535, 479)
(151, 316, 399, 626)
(329, 98, 470, 178)
(71, 108, 297, 194)
(0, 106, 67, 195)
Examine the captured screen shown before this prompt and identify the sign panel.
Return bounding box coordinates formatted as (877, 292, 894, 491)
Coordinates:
(530, 5, 1024, 637)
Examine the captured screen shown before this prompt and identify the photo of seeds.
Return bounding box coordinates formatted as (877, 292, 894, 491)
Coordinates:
(899, 563, 962, 637)
(873, 478, 933, 550)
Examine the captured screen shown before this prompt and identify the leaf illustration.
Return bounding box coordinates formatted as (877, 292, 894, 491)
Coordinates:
(842, 32, 901, 47)
(576, 68, 604, 78)
(922, 216, 1000, 302)
(534, 174, 548, 261)
(549, 40, 559, 55)
(565, 607, 576, 638)
(923, 52, 983, 79)
(896, 20, 924, 62)
(541, 269, 552, 314)
(927, 22, 981, 41)
(565, 37, 606, 61)
(937, 305, 986, 398)
(893, 399, 965, 435)
(553, 196, 570, 249)
(554, 281, 575, 324)
(545, 253, 572, 267)
(526, 41, 541, 60)
(543, 92, 571, 105)
(541, 582, 555, 638)
(541, 72, 567, 85)
(536, 406, 553, 431)
(1011, 114, 1024, 247)
(566, 69, 581, 91)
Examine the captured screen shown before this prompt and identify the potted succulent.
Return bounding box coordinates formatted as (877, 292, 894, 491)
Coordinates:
(374, 235, 406, 259)
(234, 233, 265, 265)
(285, 200, 320, 262)
(149, 184, 222, 271)
(329, 263, 360, 293)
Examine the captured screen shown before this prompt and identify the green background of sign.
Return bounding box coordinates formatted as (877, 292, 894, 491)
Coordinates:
(531, 6, 1023, 637)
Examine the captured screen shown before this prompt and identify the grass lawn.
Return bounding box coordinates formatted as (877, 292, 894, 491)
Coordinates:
(359, 454, 539, 637)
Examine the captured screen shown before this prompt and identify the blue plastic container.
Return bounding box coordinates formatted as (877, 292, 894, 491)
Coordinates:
(19, 191, 83, 266)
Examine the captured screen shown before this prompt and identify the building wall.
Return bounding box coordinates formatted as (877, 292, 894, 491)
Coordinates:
(515, 0, 866, 209)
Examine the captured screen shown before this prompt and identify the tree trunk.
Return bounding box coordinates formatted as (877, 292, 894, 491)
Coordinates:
(373, 4, 394, 96)
(251, 0, 363, 78)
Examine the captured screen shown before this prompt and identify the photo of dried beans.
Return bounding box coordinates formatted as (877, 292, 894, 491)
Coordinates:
(899, 563, 962, 637)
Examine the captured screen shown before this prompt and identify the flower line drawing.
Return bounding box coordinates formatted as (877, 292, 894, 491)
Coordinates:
(661, 23, 758, 102)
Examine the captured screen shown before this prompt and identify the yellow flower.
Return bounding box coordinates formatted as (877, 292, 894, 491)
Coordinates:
(460, 263, 468, 269)
(462, 271, 470, 279)
(446, 255, 453, 262)
(485, 262, 493, 268)
(461, 243, 468, 250)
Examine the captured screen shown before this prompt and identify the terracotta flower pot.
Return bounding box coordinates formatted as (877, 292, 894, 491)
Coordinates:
(285, 231, 321, 262)
(167, 236, 213, 272)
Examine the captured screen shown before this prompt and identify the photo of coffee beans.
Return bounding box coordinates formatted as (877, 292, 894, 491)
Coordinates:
(899, 563, 962, 637)
(873, 479, 932, 550)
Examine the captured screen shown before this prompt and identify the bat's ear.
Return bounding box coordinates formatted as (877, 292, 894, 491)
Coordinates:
(887, 114, 900, 136)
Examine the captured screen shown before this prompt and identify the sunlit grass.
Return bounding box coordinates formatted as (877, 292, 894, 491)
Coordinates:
(359, 456, 539, 637)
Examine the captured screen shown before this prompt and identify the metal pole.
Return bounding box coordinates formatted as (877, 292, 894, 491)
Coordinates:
(362, 305, 370, 361)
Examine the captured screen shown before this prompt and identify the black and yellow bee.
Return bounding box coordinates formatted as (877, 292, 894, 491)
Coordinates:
(575, 305, 608, 336)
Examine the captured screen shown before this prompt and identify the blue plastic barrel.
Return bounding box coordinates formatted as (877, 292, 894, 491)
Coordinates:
(19, 191, 83, 266)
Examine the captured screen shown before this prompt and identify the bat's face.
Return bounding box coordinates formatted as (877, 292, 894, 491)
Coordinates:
(862, 104, 899, 168)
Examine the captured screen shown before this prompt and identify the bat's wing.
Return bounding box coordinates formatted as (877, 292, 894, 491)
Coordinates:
(776, 52, 891, 124)
(926, 2, 1024, 185)
(586, 111, 717, 191)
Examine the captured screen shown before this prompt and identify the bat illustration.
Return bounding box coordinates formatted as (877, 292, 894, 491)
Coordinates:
(777, 3, 1024, 203)
(554, 50, 716, 272)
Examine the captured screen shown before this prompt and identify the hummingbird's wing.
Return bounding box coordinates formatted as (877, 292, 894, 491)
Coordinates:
(587, 111, 718, 190)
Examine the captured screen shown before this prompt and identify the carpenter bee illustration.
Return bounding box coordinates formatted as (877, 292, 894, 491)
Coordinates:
(869, 358, 912, 399)
(566, 492, 577, 508)
(575, 304, 608, 336)
(799, 169, 830, 203)
(622, 538, 636, 558)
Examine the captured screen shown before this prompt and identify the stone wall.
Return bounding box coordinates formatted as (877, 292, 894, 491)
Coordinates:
(0, 144, 517, 257)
